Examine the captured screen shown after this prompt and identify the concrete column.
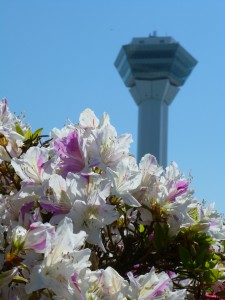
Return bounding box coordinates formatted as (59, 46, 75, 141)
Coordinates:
(138, 98, 168, 166)
(130, 79, 179, 166)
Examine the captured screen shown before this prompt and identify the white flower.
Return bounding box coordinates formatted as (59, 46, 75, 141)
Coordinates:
(0, 99, 25, 161)
(11, 225, 27, 245)
(79, 108, 99, 129)
(88, 116, 133, 171)
(50, 124, 76, 140)
(139, 154, 163, 185)
(65, 173, 118, 250)
(11, 147, 50, 184)
(0, 99, 17, 131)
(67, 172, 111, 204)
(25, 217, 91, 299)
(68, 198, 118, 251)
(127, 267, 186, 299)
(85, 267, 128, 299)
(106, 157, 141, 207)
(44, 173, 72, 214)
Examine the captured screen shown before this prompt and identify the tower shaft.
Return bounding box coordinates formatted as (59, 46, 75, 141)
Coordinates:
(130, 79, 179, 165)
(138, 97, 168, 166)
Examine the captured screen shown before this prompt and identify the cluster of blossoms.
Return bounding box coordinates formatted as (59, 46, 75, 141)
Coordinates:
(0, 98, 225, 299)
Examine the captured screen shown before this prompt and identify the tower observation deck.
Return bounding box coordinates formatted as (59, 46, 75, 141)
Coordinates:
(115, 35, 197, 166)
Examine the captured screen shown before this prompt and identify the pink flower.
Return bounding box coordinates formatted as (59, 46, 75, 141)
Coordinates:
(54, 130, 85, 177)
(205, 282, 225, 299)
(168, 181, 189, 202)
(24, 222, 55, 253)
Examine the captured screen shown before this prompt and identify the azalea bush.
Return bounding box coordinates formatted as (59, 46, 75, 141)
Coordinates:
(0, 98, 225, 299)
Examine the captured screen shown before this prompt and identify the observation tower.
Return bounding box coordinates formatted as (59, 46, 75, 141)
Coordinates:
(114, 34, 197, 166)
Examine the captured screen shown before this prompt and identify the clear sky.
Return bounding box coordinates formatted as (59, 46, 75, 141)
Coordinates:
(1, 1, 225, 213)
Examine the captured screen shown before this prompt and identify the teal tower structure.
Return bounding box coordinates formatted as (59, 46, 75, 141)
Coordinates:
(114, 35, 197, 166)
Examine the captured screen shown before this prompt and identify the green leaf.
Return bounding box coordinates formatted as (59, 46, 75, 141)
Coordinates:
(152, 223, 169, 250)
(195, 251, 206, 266)
(139, 224, 145, 233)
(204, 269, 220, 284)
(190, 245, 197, 257)
(188, 207, 199, 221)
(15, 123, 24, 136)
(221, 240, 225, 250)
(12, 275, 28, 284)
(24, 128, 32, 139)
(19, 263, 30, 273)
(209, 260, 219, 268)
(212, 253, 221, 261)
(178, 245, 193, 269)
(33, 128, 43, 138)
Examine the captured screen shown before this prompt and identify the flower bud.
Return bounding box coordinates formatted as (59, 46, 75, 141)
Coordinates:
(0, 133, 8, 147)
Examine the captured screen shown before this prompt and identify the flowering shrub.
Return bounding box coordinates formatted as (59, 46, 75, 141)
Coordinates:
(0, 98, 225, 299)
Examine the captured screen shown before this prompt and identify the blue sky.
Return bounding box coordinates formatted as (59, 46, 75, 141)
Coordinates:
(1, 1, 225, 213)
